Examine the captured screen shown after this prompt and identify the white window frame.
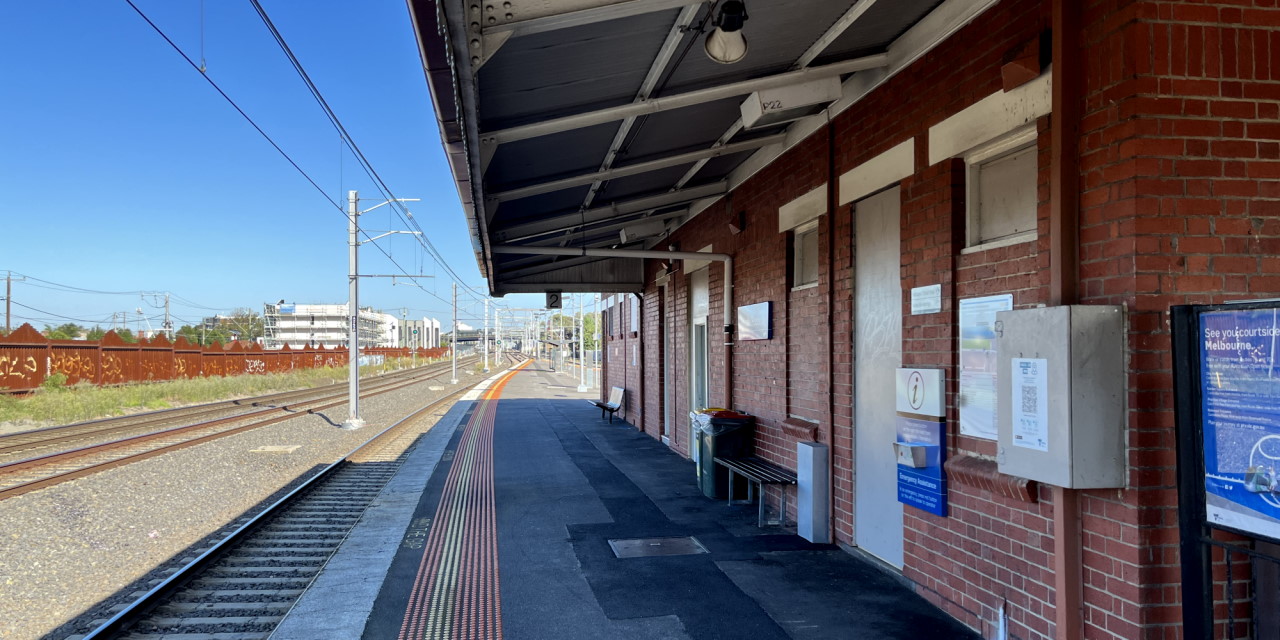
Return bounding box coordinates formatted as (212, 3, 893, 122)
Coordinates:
(792, 220, 820, 290)
(963, 124, 1039, 253)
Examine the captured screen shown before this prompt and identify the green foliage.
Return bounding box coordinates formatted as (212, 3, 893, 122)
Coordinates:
(42, 323, 86, 340)
(115, 328, 138, 343)
(226, 308, 265, 342)
(175, 324, 233, 346)
(85, 326, 107, 341)
(40, 372, 68, 391)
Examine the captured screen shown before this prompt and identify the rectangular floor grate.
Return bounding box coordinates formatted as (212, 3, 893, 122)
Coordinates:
(608, 536, 709, 558)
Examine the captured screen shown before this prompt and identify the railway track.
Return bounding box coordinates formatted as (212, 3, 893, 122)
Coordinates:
(0, 356, 481, 500)
(74, 354, 528, 640)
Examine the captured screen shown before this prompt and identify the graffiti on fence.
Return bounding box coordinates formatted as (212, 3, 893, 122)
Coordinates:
(101, 354, 126, 385)
(141, 359, 168, 381)
(0, 324, 425, 392)
(51, 351, 96, 382)
(0, 355, 38, 385)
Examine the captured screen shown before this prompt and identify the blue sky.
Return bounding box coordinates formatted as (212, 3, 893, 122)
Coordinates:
(0, 0, 557, 333)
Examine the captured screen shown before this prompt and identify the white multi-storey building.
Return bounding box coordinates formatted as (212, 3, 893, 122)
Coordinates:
(400, 317, 441, 349)
(263, 303, 441, 350)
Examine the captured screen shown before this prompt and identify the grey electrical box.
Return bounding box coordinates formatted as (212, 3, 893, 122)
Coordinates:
(995, 305, 1125, 488)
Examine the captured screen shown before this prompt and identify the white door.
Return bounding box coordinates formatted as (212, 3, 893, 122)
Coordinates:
(854, 186, 904, 568)
(662, 283, 672, 445)
(689, 269, 710, 455)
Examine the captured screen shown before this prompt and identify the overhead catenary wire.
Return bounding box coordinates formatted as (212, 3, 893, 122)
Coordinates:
(246, 0, 492, 304)
(123, 0, 343, 214)
(124, 1, 501, 318)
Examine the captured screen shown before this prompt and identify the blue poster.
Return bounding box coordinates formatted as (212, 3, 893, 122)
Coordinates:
(1200, 308, 1280, 540)
(896, 416, 947, 517)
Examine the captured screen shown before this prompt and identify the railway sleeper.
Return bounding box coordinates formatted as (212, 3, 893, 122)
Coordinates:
(217, 555, 331, 566)
(164, 588, 306, 602)
(231, 540, 338, 548)
(203, 567, 320, 579)
(132, 614, 282, 629)
(241, 530, 348, 540)
(259, 513, 357, 522)
(183, 577, 314, 589)
(153, 601, 294, 614)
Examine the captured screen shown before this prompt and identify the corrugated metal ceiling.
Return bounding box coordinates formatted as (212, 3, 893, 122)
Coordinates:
(410, 0, 960, 295)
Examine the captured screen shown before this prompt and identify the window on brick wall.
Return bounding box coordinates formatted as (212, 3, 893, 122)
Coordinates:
(966, 125, 1038, 250)
(793, 220, 819, 288)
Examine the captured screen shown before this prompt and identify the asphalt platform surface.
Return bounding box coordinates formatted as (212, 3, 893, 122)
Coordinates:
(271, 361, 980, 640)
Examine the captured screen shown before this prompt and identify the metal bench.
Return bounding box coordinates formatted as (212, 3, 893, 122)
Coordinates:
(588, 386, 625, 422)
(713, 456, 798, 527)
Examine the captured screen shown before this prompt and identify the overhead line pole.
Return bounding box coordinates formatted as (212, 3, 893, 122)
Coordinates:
(5, 272, 27, 333)
(578, 294, 588, 392)
(343, 190, 421, 431)
(451, 283, 459, 384)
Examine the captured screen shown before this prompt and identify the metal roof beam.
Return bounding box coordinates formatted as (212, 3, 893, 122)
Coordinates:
(580, 4, 703, 208)
(482, 0, 696, 39)
(489, 134, 783, 203)
(795, 0, 883, 69)
(493, 181, 725, 242)
(498, 282, 644, 294)
(515, 208, 686, 246)
(498, 255, 606, 279)
(481, 54, 889, 145)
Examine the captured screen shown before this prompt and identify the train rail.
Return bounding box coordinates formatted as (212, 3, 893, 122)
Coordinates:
(0, 356, 481, 500)
(75, 354, 527, 640)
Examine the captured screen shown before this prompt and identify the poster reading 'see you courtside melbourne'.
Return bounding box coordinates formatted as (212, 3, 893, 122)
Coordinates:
(1201, 308, 1280, 540)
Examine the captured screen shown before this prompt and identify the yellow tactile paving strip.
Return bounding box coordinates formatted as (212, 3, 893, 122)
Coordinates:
(398, 362, 527, 640)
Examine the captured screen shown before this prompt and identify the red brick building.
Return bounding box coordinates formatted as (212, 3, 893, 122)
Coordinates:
(413, 0, 1280, 637)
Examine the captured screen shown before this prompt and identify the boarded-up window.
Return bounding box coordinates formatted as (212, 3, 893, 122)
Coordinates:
(966, 127, 1038, 249)
(793, 221, 819, 287)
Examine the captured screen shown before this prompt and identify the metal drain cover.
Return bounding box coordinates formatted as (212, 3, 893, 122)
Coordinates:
(608, 537, 708, 558)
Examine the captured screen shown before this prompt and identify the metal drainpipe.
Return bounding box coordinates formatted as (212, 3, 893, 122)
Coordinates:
(826, 119, 839, 543)
(721, 261, 734, 411)
(1049, 0, 1083, 638)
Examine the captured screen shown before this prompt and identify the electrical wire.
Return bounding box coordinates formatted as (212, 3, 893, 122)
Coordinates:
(6, 271, 227, 313)
(123, 1, 457, 317)
(9, 301, 119, 325)
(127, 1, 501, 315)
(123, 0, 342, 213)
(246, 0, 493, 304)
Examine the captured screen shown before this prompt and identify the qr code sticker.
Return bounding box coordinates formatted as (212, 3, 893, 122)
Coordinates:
(1021, 384, 1037, 414)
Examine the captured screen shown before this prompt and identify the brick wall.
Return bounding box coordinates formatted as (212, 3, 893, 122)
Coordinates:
(1077, 1, 1280, 637)
(604, 0, 1280, 638)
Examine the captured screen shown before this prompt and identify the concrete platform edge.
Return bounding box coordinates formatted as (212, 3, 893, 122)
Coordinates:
(268, 367, 515, 640)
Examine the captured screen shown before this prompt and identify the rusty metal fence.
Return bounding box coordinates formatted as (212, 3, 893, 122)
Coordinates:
(0, 323, 448, 392)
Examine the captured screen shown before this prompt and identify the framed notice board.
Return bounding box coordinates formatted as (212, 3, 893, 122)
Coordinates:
(1172, 301, 1280, 639)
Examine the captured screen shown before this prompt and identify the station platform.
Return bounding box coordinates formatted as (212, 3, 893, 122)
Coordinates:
(269, 360, 978, 640)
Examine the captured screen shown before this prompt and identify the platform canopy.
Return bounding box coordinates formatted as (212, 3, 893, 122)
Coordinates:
(408, 0, 960, 295)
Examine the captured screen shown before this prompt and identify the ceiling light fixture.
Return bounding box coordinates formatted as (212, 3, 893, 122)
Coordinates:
(705, 1, 748, 65)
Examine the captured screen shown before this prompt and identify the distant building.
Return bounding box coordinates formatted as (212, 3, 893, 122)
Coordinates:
(263, 302, 440, 350)
(400, 317, 441, 349)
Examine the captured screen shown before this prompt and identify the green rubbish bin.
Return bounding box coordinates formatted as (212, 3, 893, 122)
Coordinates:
(693, 411, 755, 499)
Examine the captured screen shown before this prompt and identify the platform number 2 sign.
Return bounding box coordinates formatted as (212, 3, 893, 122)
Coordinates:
(546, 291, 562, 309)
